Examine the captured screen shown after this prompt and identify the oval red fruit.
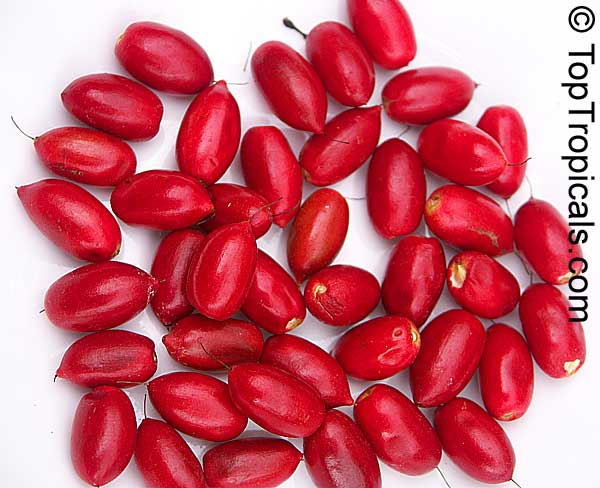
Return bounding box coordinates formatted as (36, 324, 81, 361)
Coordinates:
(288, 188, 349, 282)
(479, 324, 534, 421)
(300, 106, 381, 186)
(33, 127, 136, 186)
(116, 21, 213, 95)
(61, 73, 163, 141)
(367, 138, 426, 238)
(228, 362, 325, 438)
(17, 179, 121, 262)
(354, 384, 442, 475)
(418, 119, 507, 186)
(241, 250, 305, 334)
(135, 418, 207, 488)
(519, 284, 586, 378)
(425, 185, 514, 256)
(447, 251, 520, 319)
(176, 80, 241, 184)
(261, 334, 353, 408)
(478, 105, 528, 198)
(45, 262, 158, 332)
(434, 397, 516, 484)
(186, 222, 257, 321)
(382, 67, 476, 125)
(410, 309, 485, 407)
(71, 386, 136, 486)
(515, 198, 584, 284)
(151, 229, 206, 325)
(163, 315, 263, 371)
(148, 372, 247, 441)
(382, 236, 445, 327)
(56, 330, 157, 388)
(334, 316, 421, 380)
(348, 0, 416, 70)
(304, 409, 382, 488)
(203, 437, 302, 488)
(304, 265, 380, 326)
(241, 126, 303, 227)
(252, 41, 327, 133)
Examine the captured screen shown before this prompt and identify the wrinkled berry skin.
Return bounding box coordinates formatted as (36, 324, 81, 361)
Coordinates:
(203, 437, 302, 488)
(410, 309, 485, 407)
(354, 384, 442, 475)
(115, 21, 214, 94)
(252, 41, 327, 133)
(514, 198, 584, 284)
(287, 188, 349, 282)
(434, 398, 516, 484)
(304, 409, 382, 488)
(382, 67, 476, 125)
(479, 324, 534, 421)
(61, 73, 163, 141)
(17, 179, 122, 262)
(519, 284, 586, 378)
(382, 236, 446, 327)
(425, 185, 514, 256)
(347, 0, 416, 70)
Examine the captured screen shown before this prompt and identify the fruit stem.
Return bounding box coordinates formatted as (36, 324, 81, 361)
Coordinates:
(143, 393, 148, 419)
(436, 467, 452, 488)
(200, 342, 231, 370)
(511, 479, 523, 488)
(10, 116, 36, 141)
(243, 41, 253, 72)
(507, 157, 532, 167)
(283, 17, 307, 39)
(325, 135, 350, 145)
(524, 174, 534, 199)
(398, 124, 411, 138)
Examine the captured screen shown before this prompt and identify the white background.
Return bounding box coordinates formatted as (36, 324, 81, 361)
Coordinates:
(1, 0, 599, 487)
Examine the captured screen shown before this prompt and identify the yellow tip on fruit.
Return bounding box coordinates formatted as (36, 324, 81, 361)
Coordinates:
(449, 262, 467, 289)
(286, 317, 303, 331)
(564, 359, 581, 376)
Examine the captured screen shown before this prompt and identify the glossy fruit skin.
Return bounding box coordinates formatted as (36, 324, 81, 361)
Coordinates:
(241, 126, 303, 227)
(304, 265, 380, 326)
(45, 262, 158, 332)
(17, 179, 121, 262)
(479, 324, 534, 421)
(228, 363, 325, 438)
(150, 229, 206, 325)
(347, 0, 416, 70)
(478, 105, 528, 198)
(367, 138, 426, 238)
(115, 21, 213, 95)
(306, 21, 375, 106)
(241, 250, 306, 334)
(111, 170, 214, 230)
(434, 398, 516, 484)
(176, 80, 241, 184)
(300, 106, 382, 186)
(56, 330, 157, 388)
(202, 183, 272, 238)
(382, 236, 445, 327)
(418, 119, 508, 186)
(334, 316, 421, 380)
(61, 73, 163, 141)
(261, 334, 353, 408)
(71, 386, 136, 487)
(148, 372, 247, 441)
(304, 409, 382, 488)
(135, 419, 207, 488)
(515, 199, 584, 284)
(288, 188, 349, 282)
(382, 67, 476, 125)
(447, 251, 521, 319)
(354, 384, 442, 475)
(425, 185, 514, 256)
(186, 222, 257, 321)
(410, 309, 485, 407)
(252, 41, 327, 133)
(163, 315, 263, 371)
(519, 284, 586, 378)
(33, 127, 136, 186)
(203, 437, 302, 488)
